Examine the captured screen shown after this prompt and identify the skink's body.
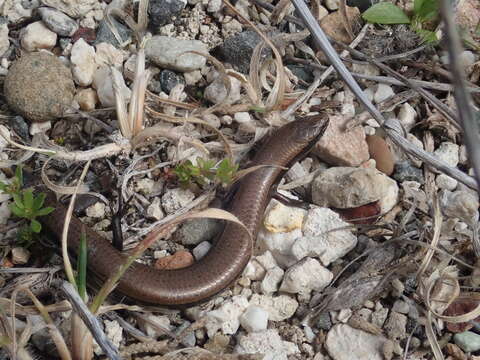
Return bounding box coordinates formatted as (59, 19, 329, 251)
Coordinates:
(41, 116, 328, 305)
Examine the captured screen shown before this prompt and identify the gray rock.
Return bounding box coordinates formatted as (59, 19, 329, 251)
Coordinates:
(38, 7, 78, 36)
(145, 36, 208, 72)
(4, 52, 75, 122)
(95, 17, 132, 47)
(454, 331, 480, 353)
(9, 116, 30, 141)
(393, 160, 424, 183)
(159, 69, 185, 94)
(216, 30, 270, 74)
(173, 218, 223, 245)
(316, 312, 332, 331)
(286, 64, 314, 84)
(149, 0, 187, 29)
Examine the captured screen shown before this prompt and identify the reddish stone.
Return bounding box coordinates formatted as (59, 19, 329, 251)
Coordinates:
(155, 250, 194, 270)
(334, 201, 381, 224)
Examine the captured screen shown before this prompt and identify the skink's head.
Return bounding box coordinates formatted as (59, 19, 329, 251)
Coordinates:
(290, 114, 329, 150)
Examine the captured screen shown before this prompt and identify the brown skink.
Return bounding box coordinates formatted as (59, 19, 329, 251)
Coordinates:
(41, 115, 328, 305)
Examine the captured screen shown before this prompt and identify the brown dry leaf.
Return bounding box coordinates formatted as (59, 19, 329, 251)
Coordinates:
(443, 298, 480, 333)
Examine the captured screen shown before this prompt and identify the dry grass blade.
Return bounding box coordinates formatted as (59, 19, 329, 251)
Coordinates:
(112, 66, 132, 139)
(339, 0, 354, 41)
(61, 282, 121, 360)
(0, 126, 55, 156)
(11, 287, 72, 360)
(61, 160, 91, 288)
(223, 0, 285, 110)
(416, 195, 442, 280)
(147, 90, 198, 110)
(129, 47, 151, 136)
(271, 0, 293, 25)
(41, 158, 89, 195)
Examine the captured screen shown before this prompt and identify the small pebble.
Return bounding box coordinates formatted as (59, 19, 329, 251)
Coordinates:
(240, 306, 269, 333)
(454, 331, 480, 353)
(155, 250, 194, 270)
(38, 7, 78, 36)
(11, 247, 30, 264)
(366, 135, 394, 175)
(374, 84, 394, 103)
(434, 142, 459, 168)
(20, 21, 57, 52)
(193, 241, 211, 260)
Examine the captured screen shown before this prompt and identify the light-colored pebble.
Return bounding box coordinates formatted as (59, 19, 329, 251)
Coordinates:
(240, 305, 269, 333)
(192, 241, 211, 260)
(441, 190, 479, 224)
(326, 324, 389, 360)
(434, 142, 459, 168)
(436, 174, 458, 191)
(161, 187, 195, 214)
(373, 84, 394, 103)
(204, 74, 242, 105)
(71, 39, 96, 86)
(86, 202, 106, 218)
(21, 21, 57, 52)
(29, 121, 52, 135)
(184, 70, 203, 85)
(249, 294, 298, 321)
(398, 103, 417, 131)
(384, 312, 407, 341)
(146, 197, 165, 220)
(74, 88, 98, 111)
(95, 42, 126, 68)
(261, 266, 284, 294)
(263, 201, 306, 233)
(291, 207, 357, 266)
(11, 247, 30, 264)
(92, 66, 131, 107)
(235, 329, 299, 360)
(280, 257, 333, 294)
(0, 23, 9, 57)
(204, 295, 249, 336)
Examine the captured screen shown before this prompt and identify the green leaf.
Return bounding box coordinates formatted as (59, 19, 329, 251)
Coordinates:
(33, 193, 46, 211)
(30, 219, 41, 233)
(414, 0, 438, 21)
(415, 28, 438, 43)
(15, 166, 23, 187)
(23, 189, 34, 211)
(35, 206, 55, 216)
(10, 204, 25, 217)
(362, 2, 410, 24)
(0, 182, 7, 192)
(12, 194, 24, 209)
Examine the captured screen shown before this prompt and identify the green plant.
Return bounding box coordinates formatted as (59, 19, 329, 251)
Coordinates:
(362, 0, 439, 43)
(174, 157, 239, 187)
(0, 166, 54, 246)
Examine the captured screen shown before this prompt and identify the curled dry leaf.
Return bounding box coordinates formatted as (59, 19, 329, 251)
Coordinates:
(443, 297, 480, 333)
(334, 201, 381, 224)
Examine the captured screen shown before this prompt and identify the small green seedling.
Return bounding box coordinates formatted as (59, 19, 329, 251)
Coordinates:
(0, 166, 54, 246)
(362, 0, 439, 43)
(175, 157, 239, 187)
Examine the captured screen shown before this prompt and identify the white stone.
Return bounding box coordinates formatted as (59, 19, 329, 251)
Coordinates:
(263, 201, 306, 233)
(21, 21, 57, 52)
(41, 0, 97, 18)
(337, 309, 352, 323)
(312, 167, 399, 213)
(436, 174, 458, 191)
(242, 259, 266, 281)
(317, 5, 328, 20)
(240, 306, 269, 333)
(92, 66, 131, 107)
(249, 294, 298, 321)
(207, 0, 223, 12)
(326, 324, 389, 360)
(103, 320, 122, 352)
(459, 51, 476, 69)
(29, 121, 52, 136)
(135, 178, 156, 194)
(324, 0, 339, 10)
(434, 142, 459, 168)
(11, 247, 30, 264)
(204, 74, 242, 105)
(280, 257, 333, 294)
(75, 88, 98, 111)
(204, 295, 249, 336)
(0, 23, 9, 57)
(373, 84, 394, 104)
(193, 241, 211, 260)
(86, 202, 106, 218)
(0, 125, 9, 150)
(95, 42, 126, 68)
(145, 36, 208, 72)
(161, 188, 195, 214)
(234, 112, 251, 124)
(441, 190, 479, 224)
(261, 266, 284, 294)
(398, 103, 417, 132)
(255, 250, 278, 270)
(292, 207, 357, 266)
(71, 39, 96, 86)
(235, 329, 299, 360)
(459, 145, 468, 165)
(184, 70, 203, 85)
(257, 228, 300, 268)
(407, 134, 423, 167)
(146, 197, 165, 220)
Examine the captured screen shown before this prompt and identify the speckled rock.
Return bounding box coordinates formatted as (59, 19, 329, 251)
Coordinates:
(149, 0, 187, 29)
(4, 52, 75, 122)
(38, 7, 78, 36)
(95, 17, 132, 47)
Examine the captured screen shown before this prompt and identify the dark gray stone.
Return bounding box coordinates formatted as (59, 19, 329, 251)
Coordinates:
(147, 78, 163, 94)
(38, 7, 78, 37)
(9, 116, 29, 141)
(95, 17, 132, 47)
(316, 312, 332, 331)
(287, 64, 314, 84)
(216, 30, 271, 74)
(173, 218, 223, 246)
(149, 0, 187, 29)
(393, 160, 424, 183)
(159, 69, 185, 94)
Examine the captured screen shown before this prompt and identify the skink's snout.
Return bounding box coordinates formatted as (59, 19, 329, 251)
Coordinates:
(294, 114, 329, 147)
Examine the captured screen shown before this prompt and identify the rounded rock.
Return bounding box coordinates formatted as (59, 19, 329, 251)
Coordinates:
(4, 52, 75, 122)
(366, 135, 394, 175)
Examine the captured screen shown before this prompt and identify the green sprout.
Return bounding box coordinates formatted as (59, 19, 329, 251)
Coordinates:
(362, 0, 439, 43)
(0, 166, 54, 246)
(174, 157, 239, 187)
